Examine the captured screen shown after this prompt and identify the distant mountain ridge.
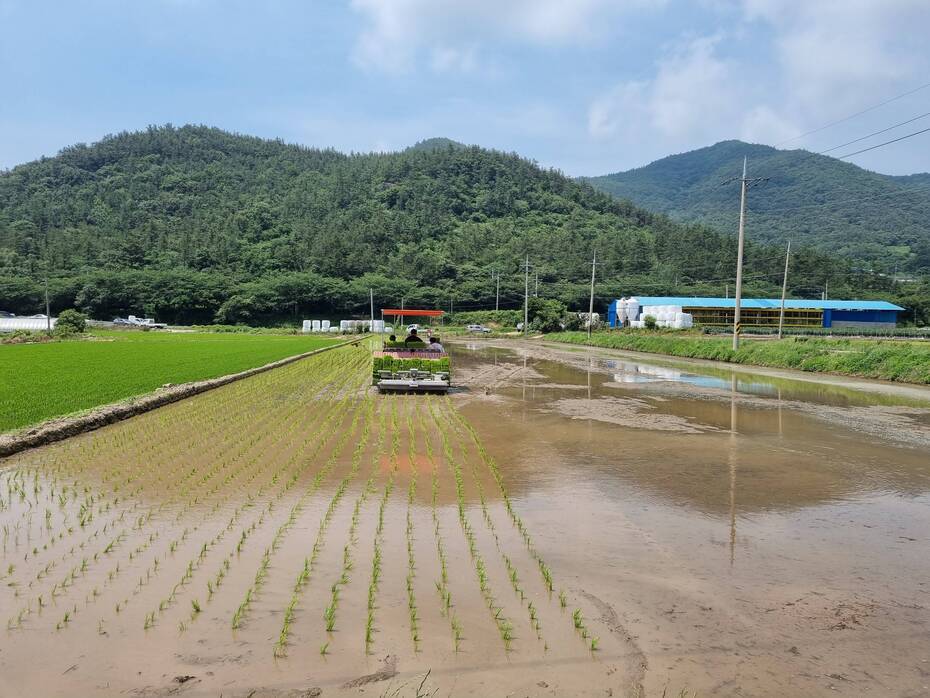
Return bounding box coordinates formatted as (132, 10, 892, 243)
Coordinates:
(585, 140, 930, 272)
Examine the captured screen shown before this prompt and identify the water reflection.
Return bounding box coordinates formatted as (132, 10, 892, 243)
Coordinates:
(452, 342, 930, 519)
(729, 375, 738, 566)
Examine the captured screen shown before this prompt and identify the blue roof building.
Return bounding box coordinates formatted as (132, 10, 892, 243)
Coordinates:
(608, 297, 903, 329)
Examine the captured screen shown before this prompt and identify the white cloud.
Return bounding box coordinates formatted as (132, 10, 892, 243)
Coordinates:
(585, 0, 930, 171)
(588, 35, 773, 148)
(742, 0, 930, 119)
(349, 0, 665, 73)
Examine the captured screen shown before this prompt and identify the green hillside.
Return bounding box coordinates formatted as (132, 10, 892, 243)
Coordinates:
(585, 140, 930, 272)
(0, 126, 913, 325)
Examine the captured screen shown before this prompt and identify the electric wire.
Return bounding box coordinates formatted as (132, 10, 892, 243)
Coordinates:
(834, 126, 930, 160)
(775, 81, 930, 146)
(818, 111, 930, 155)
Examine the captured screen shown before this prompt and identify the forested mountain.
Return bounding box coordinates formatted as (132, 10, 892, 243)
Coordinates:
(585, 140, 930, 272)
(0, 126, 914, 324)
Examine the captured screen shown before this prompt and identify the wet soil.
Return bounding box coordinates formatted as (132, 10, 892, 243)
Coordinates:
(450, 338, 930, 696)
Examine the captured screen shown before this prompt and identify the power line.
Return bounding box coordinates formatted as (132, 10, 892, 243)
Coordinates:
(747, 182, 930, 214)
(775, 81, 930, 146)
(818, 111, 930, 155)
(835, 126, 930, 160)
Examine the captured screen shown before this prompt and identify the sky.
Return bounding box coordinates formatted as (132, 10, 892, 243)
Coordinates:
(1, 0, 929, 176)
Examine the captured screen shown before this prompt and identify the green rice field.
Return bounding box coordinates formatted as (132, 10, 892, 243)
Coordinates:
(0, 331, 339, 432)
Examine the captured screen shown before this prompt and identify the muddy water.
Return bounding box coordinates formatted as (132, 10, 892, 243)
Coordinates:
(451, 339, 930, 696)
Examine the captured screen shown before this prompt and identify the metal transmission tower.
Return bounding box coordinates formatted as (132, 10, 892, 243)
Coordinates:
(722, 157, 768, 349)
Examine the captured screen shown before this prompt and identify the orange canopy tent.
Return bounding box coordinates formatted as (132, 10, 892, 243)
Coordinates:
(380, 309, 444, 317)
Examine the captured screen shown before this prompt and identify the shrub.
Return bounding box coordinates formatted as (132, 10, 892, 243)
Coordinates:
(55, 309, 87, 335)
(643, 315, 657, 330)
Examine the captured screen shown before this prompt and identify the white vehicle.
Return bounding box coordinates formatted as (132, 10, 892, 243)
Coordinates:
(125, 315, 168, 329)
(466, 324, 492, 334)
(406, 323, 420, 333)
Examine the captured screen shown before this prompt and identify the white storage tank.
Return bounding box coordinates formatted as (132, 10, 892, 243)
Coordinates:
(626, 297, 640, 323)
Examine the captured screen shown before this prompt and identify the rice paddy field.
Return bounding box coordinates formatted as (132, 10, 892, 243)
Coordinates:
(0, 331, 339, 432)
(0, 342, 609, 697)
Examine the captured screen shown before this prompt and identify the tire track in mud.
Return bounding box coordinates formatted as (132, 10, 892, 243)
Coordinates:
(577, 589, 648, 697)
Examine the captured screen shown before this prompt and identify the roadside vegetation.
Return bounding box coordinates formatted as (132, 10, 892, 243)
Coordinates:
(546, 330, 930, 385)
(0, 331, 338, 432)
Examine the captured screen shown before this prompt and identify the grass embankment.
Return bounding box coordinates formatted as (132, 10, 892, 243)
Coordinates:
(546, 331, 930, 385)
(0, 331, 339, 432)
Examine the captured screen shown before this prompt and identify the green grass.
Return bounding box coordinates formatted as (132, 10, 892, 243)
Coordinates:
(546, 331, 930, 385)
(0, 331, 339, 432)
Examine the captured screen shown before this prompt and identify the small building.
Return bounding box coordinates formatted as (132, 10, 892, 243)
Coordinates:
(608, 297, 903, 329)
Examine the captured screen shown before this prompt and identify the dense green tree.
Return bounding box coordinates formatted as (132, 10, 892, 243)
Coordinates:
(586, 140, 930, 272)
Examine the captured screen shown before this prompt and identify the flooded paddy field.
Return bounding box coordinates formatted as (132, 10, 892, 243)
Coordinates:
(2, 338, 928, 697)
(0, 343, 616, 697)
(452, 339, 930, 697)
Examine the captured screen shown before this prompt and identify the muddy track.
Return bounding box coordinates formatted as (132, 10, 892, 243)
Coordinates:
(577, 589, 648, 697)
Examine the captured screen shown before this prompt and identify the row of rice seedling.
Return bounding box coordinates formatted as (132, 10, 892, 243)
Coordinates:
(364, 398, 400, 654)
(133, 351, 368, 630)
(438, 399, 591, 650)
(413, 399, 461, 650)
(147, 351, 368, 631)
(274, 395, 379, 657)
(231, 361, 371, 630)
(133, 348, 370, 631)
(426, 398, 515, 651)
(18, 366, 339, 632)
(313, 389, 389, 658)
(3, 346, 366, 635)
(201, 365, 367, 629)
(404, 401, 421, 651)
(1, 357, 322, 590)
(438, 408, 547, 646)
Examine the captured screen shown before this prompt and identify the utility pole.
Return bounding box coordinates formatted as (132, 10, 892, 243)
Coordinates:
(523, 255, 530, 336)
(824, 279, 829, 301)
(401, 297, 404, 311)
(726, 284, 729, 299)
(491, 270, 500, 312)
(723, 157, 767, 350)
(587, 249, 597, 339)
(45, 278, 51, 335)
(369, 288, 374, 328)
(534, 271, 538, 297)
(777, 240, 791, 339)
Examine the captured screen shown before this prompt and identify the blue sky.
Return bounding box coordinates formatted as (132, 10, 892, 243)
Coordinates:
(1, 0, 928, 176)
